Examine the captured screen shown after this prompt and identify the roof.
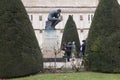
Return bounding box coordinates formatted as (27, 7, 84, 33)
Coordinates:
(22, 0, 99, 7)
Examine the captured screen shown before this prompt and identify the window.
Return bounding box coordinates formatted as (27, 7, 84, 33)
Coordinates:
(80, 15, 83, 20)
(88, 14, 94, 22)
(28, 15, 33, 21)
(91, 15, 94, 21)
(88, 15, 90, 21)
(39, 15, 42, 21)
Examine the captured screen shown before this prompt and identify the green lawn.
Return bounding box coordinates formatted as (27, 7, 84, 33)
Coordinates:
(12, 72, 120, 80)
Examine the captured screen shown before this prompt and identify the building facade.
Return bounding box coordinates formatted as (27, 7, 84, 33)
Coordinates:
(21, 0, 120, 57)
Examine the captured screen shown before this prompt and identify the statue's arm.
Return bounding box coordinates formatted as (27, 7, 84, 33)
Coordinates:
(48, 14, 61, 21)
(57, 13, 60, 17)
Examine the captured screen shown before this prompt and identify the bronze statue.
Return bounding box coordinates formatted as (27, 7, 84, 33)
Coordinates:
(45, 9, 62, 30)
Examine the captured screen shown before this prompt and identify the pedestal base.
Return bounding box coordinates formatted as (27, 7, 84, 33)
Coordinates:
(42, 30, 59, 58)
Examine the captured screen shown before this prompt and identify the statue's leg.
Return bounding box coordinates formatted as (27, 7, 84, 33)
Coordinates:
(52, 20, 61, 27)
(48, 18, 61, 30)
(45, 21, 52, 30)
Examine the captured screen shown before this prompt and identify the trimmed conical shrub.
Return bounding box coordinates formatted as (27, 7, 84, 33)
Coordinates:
(61, 15, 80, 56)
(85, 0, 120, 73)
(100, 31, 120, 72)
(0, 0, 43, 78)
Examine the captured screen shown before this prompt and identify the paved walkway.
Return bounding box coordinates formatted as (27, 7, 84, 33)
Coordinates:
(44, 58, 83, 69)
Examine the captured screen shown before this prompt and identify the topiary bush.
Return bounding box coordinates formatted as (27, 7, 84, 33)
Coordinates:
(61, 15, 80, 56)
(100, 31, 120, 72)
(85, 0, 120, 73)
(0, 0, 43, 78)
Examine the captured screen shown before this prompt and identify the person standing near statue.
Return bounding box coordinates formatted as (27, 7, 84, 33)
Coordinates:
(80, 40, 86, 57)
(65, 42, 72, 62)
(45, 9, 62, 30)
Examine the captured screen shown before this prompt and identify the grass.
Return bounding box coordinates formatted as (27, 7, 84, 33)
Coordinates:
(12, 72, 120, 80)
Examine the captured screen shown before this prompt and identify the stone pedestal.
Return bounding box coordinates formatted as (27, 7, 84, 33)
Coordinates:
(42, 30, 59, 58)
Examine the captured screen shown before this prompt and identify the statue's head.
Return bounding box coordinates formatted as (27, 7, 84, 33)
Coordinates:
(57, 9, 61, 13)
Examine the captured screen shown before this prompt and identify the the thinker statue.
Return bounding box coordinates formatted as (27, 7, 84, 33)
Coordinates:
(45, 9, 62, 30)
